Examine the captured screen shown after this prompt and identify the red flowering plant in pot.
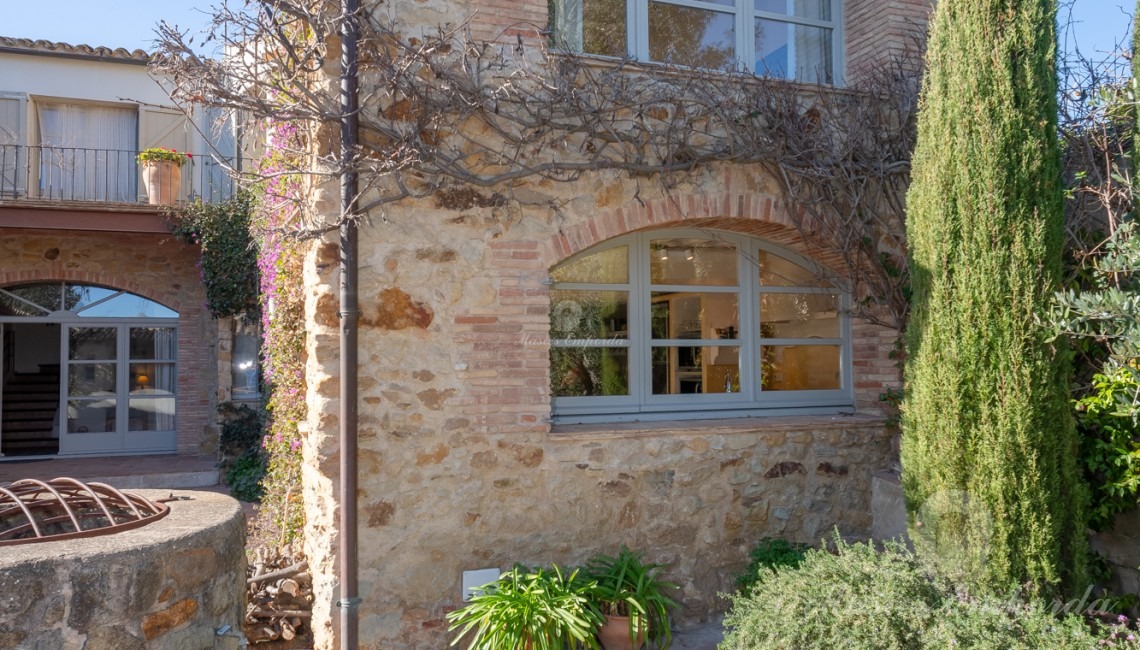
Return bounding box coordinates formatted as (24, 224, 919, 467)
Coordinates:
(585, 546, 679, 650)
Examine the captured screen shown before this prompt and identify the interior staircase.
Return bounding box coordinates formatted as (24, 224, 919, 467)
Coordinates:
(2, 364, 60, 456)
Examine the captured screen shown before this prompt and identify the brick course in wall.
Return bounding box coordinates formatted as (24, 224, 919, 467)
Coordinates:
(0, 227, 217, 456)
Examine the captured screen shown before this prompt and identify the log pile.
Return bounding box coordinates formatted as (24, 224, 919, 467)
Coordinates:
(245, 545, 313, 644)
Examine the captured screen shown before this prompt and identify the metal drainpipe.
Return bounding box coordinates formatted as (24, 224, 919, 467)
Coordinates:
(337, 0, 361, 647)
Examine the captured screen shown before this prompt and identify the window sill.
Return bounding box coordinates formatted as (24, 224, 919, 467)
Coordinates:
(550, 412, 890, 441)
(545, 50, 848, 91)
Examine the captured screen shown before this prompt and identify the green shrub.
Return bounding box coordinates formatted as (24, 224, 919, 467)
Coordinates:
(734, 538, 809, 595)
(218, 402, 264, 456)
(226, 452, 267, 502)
(1075, 370, 1140, 530)
(721, 536, 1136, 650)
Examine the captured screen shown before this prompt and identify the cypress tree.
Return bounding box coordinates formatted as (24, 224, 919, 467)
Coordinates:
(900, 0, 1088, 597)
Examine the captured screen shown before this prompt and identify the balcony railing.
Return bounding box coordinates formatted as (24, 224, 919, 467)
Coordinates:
(0, 144, 246, 206)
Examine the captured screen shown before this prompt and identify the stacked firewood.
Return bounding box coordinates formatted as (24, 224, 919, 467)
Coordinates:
(245, 545, 313, 644)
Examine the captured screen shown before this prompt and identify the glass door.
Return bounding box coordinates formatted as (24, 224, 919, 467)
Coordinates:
(124, 326, 177, 451)
(60, 325, 120, 454)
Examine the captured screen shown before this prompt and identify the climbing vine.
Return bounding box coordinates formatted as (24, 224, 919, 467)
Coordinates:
(168, 191, 259, 319)
(253, 119, 309, 543)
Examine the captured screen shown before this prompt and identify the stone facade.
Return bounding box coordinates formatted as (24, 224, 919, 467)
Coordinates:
(0, 227, 217, 455)
(0, 489, 245, 649)
(302, 170, 904, 650)
(299, 1, 930, 648)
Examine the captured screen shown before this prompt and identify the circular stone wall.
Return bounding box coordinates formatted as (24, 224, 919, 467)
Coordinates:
(0, 489, 245, 649)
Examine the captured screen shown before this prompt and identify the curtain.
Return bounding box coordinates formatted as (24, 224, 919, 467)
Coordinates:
(37, 102, 137, 201)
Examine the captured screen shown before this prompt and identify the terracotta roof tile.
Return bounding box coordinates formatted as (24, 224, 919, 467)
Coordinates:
(0, 36, 150, 63)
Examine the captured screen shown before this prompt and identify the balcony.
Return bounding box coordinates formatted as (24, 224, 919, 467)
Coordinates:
(0, 144, 246, 233)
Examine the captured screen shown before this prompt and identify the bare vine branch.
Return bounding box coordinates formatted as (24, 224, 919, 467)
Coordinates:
(151, 0, 920, 329)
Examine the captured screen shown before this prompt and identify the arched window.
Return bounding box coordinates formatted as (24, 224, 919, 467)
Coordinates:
(0, 282, 178, 456)
(549, 231, 852, 423)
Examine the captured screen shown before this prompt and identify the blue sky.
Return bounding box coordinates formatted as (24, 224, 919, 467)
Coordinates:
(0, 0, 1132, 61)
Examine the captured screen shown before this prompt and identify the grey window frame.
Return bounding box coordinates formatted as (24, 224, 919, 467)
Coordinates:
(550, 230, 854, 424)
(553, 0, 844, 84)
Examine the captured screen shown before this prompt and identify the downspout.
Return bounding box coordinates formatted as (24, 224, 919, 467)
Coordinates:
(337, 0, 361, 647)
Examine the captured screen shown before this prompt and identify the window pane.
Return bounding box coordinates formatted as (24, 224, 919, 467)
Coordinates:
(128, 397, 175, 431)
(3, 284, 60, 312)
(130, 327, 177, 360)
(650, 292, 739, 339)
(232, 320, 261, 400)
(758, 250, 831, 287)
(68, 399, 115, 433)
(64, 285, 118, 311)
(551, 347, 630, 396)
(582, 0, 627, 56)
(755, 19, 832, 83)
(0, 290, 50, 316)
(651, 345, 740, 394)
(550, 245, 628, 284)
(68, 363, 116, 396)
(648, 3, 735, 70)
(130, 362, 175, 394)
(760, 293, 839, 338)
(762, 344, 840, 390)
(69, 327, 116, 360)
(650, 239, 737, 286)
(755, 0, 832, 20)
(551, 290, 629, 339)
(78, 293, 177, 318)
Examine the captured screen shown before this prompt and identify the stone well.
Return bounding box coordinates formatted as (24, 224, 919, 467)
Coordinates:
(0, 488, 245, 649)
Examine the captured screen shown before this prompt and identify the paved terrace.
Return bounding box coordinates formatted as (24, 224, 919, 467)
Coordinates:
(0, 453, 218, 488)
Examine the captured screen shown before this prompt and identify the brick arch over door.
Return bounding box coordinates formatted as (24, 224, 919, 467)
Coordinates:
(538, 191, 846, 277)
(0, 270, 185, 313)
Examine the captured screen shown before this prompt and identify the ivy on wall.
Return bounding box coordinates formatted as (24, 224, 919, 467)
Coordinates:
(169, 192, 259, 319)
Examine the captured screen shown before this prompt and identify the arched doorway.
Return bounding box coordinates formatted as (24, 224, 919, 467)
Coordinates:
(0, 282, 178, 457)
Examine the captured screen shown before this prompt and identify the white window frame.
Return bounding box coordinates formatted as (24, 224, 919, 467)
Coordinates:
(556, 0, 844, 84)
(550, 230, 854, 424)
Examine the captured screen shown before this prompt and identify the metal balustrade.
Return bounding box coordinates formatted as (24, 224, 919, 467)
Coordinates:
(0, 144, 246, 206)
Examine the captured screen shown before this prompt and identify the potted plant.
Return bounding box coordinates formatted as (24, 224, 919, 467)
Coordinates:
(585, 546, 679, 650)
(137, 148, 190, 205)
(447, 564, 604, 650)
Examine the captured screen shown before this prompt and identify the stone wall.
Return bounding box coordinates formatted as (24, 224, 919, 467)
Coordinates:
(0, 489, 245, 649)
(300, 161, 902, 649)
(300, 0, 921, 646)
(305, 412, 893, 649)
(0, 227, 218, 455)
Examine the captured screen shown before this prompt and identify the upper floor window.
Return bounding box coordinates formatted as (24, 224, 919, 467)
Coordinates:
(549, 231, 852, 423)
(37, 101, 139, 202)
(552, 0, 840, 83)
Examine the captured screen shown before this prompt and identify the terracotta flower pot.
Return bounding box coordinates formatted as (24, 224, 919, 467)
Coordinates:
(598, 615, 646, 650)
(141, 160, 182, 205)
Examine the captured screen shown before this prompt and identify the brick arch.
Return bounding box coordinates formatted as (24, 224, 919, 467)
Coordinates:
(0, 270, 184, 313)
(540, 191, 845, 274)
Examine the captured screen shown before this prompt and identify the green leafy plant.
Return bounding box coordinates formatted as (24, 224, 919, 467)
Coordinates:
(137, 147, 190, 165)
(226, 452, 267, 502)
(217, 402, 266, 502)
(168, 191, 259, 319)
(446, 564, 603, 650)
(735, 538, 810, 595)
(1075, 370, 1140, 530)
(584, 546, 678, 649)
